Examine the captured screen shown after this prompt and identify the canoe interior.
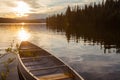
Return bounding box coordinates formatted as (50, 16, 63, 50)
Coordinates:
(18, 41, 84, 80)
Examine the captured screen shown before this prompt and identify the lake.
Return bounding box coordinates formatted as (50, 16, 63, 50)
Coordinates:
(0, 23, 120, 80)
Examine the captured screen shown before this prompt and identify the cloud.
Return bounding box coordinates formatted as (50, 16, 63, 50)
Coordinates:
(0, 0, 18, 7)
(22, 0, 42, 9)
(3, 1, 17, 7)
(27, 13, 47, 19)
(22, 0, 101, 14)
(0, 0, 102, 18)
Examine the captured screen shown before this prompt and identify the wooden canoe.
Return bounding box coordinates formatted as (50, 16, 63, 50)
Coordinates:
(17, 41, 84, 80)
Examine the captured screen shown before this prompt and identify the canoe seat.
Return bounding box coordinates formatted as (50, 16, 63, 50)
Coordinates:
(38, 73, 73, 80)
(30, 65, 66, 71)
(21, 55, 53, 60)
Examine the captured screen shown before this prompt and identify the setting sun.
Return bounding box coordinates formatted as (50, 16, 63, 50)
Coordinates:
(13, 1, 30, 17)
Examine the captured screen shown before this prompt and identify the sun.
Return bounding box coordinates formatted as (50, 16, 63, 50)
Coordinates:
(13, 1, 30, 17)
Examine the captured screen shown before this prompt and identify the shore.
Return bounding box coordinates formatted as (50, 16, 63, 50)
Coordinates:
(0, 53, 19, 80)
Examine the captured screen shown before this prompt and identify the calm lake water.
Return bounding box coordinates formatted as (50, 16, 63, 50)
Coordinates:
(0, 23, 120, 80)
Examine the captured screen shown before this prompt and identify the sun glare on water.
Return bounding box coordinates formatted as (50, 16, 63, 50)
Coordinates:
(18, 27, 30, 41)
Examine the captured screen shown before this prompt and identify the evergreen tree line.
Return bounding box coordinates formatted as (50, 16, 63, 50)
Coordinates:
(46, 0, 120, 52)
(46, 0, 120, 31)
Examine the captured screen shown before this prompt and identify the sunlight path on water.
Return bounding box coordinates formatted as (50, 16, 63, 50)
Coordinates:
(18, 27, 30, 41)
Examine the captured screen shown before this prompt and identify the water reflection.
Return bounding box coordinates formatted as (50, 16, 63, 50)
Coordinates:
(18, 27, 30, 41)
(21, 22, 25, 25)
(47, 26, 120, 54)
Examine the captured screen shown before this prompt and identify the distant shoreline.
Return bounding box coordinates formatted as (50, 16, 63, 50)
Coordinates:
(0, 23, 46, 26)
(0, 17, 46, 23)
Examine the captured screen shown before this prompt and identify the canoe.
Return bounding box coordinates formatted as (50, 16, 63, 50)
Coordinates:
(17, 41, 84, 80)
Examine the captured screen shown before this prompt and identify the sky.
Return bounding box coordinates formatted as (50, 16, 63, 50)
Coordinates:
(0, 0, 102, 19)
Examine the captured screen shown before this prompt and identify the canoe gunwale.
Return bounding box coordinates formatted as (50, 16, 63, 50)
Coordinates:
(17, 54, 39, 80)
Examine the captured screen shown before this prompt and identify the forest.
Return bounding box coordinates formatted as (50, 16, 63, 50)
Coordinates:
(47, 0, 120, 31)
(46, 0, 120, 53)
